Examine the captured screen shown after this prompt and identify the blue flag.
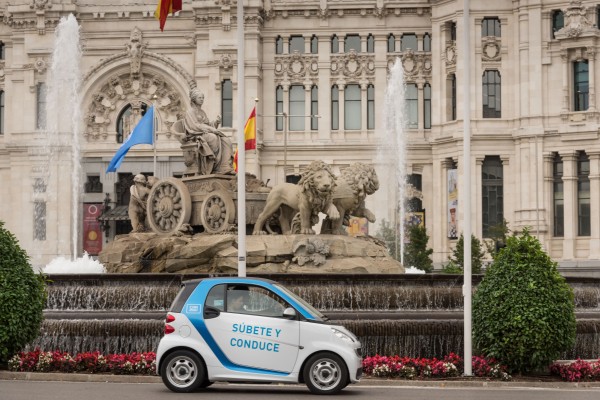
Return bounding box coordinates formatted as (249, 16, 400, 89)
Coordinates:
(106, 106, 154, 173)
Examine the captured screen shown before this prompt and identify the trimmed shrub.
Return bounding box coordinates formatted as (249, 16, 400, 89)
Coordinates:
(403, 225, 433, 272)
(472, 230, 576, 373)
(449, 234, 486, 274)
(0, 221, 47, 364)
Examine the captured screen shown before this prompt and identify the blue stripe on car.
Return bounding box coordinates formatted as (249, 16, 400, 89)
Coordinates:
(183, 278, 314, 375)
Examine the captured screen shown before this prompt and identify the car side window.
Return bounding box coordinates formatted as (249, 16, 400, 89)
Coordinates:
(205, 284, 225, 311)
(226, 285, 289, 318)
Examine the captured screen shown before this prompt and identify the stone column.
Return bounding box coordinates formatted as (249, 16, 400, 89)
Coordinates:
(561, 151, 578, 259)
(361, 82, 368, 132)
(338, 84, 345, 131)
(475, 156, 485, 239)
(304, 83, 312, 132)
(588, 152, 600, 258)
(417, 81, 425, 131)
(542, 152, 555, 253)
(561, 52, 569, 113)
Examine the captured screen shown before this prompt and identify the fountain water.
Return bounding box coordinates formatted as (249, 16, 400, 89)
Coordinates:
(36, 14, 83, 265)
(376, 57, 408, 263)
(27, 274, 600, 359)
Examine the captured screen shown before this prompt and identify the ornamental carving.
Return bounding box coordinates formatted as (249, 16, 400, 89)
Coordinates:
(274, 52, 319, 82)
(330, 50, 375, 80)
(481, 37, 501, 62)
(30, 0, 51, 11)
(126, 27, 147, 79)
(555, 0, 595, 39)
(84, 72, 183, 141)
(34, 58, 47, 74)
(386, 52, 432, 80)
(444, 44, 457, 67)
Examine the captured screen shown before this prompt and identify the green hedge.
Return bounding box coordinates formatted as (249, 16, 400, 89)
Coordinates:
(0, 221, 46, 364)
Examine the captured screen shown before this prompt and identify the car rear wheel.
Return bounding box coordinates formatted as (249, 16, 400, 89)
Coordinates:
(160, 350, 207, 393)
(303, 352, 349, 395)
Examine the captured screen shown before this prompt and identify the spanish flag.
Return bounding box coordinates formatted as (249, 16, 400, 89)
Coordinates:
(154, 0, 182, 31)
(233, 106, 257, 173)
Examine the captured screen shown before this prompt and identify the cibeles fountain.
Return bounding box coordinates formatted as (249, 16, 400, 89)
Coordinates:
(30, 16, 600, 362)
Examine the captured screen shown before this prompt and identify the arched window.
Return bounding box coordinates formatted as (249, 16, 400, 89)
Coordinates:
(116, 102, 148, 143)
(311, 35, 318, 54)
(387, 33, 396, 52)
(275, 36, 283, 54)
(423, 33, 431, 52)
(366, 34, 375, 53)
(331, 34, 339, 53)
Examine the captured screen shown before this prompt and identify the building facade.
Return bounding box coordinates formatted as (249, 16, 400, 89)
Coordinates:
(0, 0, 599, 271)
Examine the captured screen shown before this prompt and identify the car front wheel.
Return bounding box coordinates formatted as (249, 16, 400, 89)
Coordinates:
(303, 352, 349, 395)
(160, 350, 207, 393)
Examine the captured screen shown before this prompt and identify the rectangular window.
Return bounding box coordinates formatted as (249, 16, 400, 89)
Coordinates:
(449, 74, 456, 121)
(0, 90, 4, 134)
(424, 83, 431, 129)
(289, 35, 304, 53)
(450, 22, 457, 41)
(482, 156, 504, 238)
(367, 84, 375, 130)
(574, 61, 589, 111)
(483, 70, 501, 118)
(482, 17, 501, 37)
(276, 86, 283, 131)
(36, 83, 47, 129)
(553, 153, 564, 237)
(221, 80, 233, 127)
(0, 41, 4, 60)
(578, 152, 590, 236)
(34, 201, 46, 241)
(401, 34, 417, 51)
(331, 85, 339, 130)
(311, 86, 318, 131)
(84, 175, 102, 193)
(344, 84, 361, 130)
(344, 34, 361, 52)
(33, 178, 46, 193)
(289, 85, 305, 131)
(406, 83, 418, 129)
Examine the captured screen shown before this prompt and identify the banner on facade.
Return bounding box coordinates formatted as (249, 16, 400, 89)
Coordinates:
(83, 203, 103, 255)
(448, 169, 458, 239)
(404, 211, 425, 243)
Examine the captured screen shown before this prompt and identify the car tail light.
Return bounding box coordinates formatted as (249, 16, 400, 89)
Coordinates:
(164, 324, 175, 334)
(166, 314, 175, 323)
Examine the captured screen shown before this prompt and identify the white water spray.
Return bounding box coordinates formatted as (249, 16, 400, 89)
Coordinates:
(377, 58, 407, 264)
(44, 14, 83, 260)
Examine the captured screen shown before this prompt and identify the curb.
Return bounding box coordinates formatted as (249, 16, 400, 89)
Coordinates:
(2, 371, 600, 389)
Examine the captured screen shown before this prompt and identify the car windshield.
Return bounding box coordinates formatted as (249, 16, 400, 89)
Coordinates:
(274, 283, 328, 321)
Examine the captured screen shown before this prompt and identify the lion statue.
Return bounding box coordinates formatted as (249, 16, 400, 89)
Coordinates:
(253, 160, 340, 235)
(322, 162, 379, 235)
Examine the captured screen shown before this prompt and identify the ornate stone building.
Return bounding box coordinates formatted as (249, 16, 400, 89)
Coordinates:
(0, 0, 599, 273)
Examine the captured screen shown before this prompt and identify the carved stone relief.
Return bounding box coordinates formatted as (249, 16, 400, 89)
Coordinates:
(126, 27, 147, 79)
(481, 36, 501, 62)
(330, 50, 375, 80)
(274, 52, 319, 83)
(386, 52, 432, 80)
(444, 44, 457, 67)
(555, 0, 596, 39)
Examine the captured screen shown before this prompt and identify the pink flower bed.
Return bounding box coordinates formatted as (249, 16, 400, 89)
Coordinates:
(8, 349, 156, 375)
(550, 359, 600, 382)
(362, 353, 511, 380)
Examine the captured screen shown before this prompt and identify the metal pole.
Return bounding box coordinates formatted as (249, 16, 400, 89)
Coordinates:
(463, 0, 473, 376)
(236, 0, 246, 277)
(152, 96, 158, 177)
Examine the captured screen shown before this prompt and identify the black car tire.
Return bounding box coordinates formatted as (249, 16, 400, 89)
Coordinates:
(160, 350, 207, 393)
(303, 352, 349, 395)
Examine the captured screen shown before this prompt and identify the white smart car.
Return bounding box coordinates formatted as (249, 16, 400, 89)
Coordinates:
(156, 277, 362, 395)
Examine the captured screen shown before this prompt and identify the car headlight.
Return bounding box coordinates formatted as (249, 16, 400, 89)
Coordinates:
(331, 327, 355, 343)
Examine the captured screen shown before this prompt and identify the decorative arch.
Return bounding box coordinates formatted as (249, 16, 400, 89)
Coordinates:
(81, 31, 197, 141)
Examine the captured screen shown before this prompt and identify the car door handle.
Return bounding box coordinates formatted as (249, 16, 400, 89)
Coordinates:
(204, 306, 221, 319)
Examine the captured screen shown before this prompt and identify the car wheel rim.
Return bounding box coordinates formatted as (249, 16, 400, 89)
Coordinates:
(309, 359, 341, 391)
(167, 356, 196, 388)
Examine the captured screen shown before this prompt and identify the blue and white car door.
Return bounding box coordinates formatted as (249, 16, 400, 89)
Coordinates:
(203, 284, 301, 373)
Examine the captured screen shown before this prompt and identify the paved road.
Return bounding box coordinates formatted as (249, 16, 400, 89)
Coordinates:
(1, 380, 600, 400)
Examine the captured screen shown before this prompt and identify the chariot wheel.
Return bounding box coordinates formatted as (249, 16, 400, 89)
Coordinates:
(147, 178, 192, 234)
(200, 189, 235, 233)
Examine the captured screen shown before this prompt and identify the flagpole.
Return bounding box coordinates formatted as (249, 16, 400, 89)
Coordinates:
(236, 0, 246, 277)
(152, 99, 157, 177)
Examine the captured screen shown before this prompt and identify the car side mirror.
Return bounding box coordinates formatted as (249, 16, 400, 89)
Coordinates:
(283, 307, 297, 319)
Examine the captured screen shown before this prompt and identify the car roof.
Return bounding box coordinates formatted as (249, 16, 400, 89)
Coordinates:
(182, 276, 278, 285)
